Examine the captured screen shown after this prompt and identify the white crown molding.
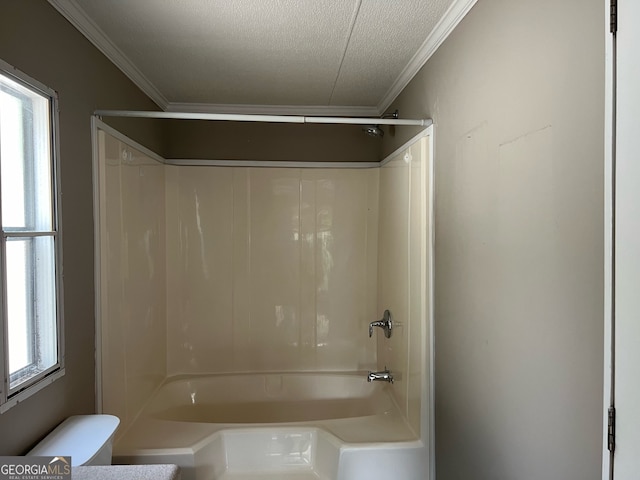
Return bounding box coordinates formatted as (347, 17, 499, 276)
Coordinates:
(49, 0, 476, 116)
(47, 0, 169, 110)
(377, 0, 479, 113)
(166, 102, 381, 117)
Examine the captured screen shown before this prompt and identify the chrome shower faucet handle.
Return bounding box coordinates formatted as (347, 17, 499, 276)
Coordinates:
(368, 310, 393, 338)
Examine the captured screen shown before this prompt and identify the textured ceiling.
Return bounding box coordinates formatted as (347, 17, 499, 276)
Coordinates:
(54, 0, 471, 113)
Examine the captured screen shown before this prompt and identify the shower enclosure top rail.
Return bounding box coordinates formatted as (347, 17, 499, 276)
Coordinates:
(93, 110, 431, 127)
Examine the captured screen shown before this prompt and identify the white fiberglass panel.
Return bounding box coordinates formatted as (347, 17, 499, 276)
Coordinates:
(166, 167, 378, 374)
(378, 150, 410, 417)
(165, 166, 235, 373)
(99, 131, 166, 432)
(377, 136, 429, 437)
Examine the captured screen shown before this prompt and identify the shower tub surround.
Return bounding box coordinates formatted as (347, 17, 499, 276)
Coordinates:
(114, 373, 423, 480)
(95, 125, 431, 479)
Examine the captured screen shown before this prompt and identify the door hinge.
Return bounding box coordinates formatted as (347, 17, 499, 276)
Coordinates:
(610, 0, 617, 34)
(608, 406, 616, 453)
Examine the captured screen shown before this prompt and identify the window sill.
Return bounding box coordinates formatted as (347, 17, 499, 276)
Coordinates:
(0, 368, 65, 414)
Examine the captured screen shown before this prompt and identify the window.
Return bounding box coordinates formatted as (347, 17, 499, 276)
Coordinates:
(0, 60, 63, 412)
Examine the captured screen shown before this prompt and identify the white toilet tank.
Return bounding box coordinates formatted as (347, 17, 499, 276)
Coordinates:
(28, 415, 120, 467)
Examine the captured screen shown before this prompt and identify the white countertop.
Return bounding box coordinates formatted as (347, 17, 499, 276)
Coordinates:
(73, 464, 180, 480)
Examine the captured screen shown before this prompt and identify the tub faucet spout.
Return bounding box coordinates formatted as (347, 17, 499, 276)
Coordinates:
(369, 310, 393, 338)
(367, 368, 394, 384)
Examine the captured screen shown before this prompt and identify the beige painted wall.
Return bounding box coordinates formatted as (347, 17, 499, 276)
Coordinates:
(383, 0, 604, 478)
(0, 0, 163, 455)
(165, 120, 382, 163)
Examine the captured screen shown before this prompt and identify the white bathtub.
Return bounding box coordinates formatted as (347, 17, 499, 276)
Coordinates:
(147, 373, 392, 423)
(113, 373, 426, 480)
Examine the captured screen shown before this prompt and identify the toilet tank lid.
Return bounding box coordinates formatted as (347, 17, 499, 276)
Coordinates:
(28, 415, 120, 466)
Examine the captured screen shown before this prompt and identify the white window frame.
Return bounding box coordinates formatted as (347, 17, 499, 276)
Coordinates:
(0, 59, 64, 413)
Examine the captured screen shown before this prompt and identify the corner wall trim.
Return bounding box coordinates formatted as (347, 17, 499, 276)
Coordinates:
(377, 0, 479, 112)
(47, 0, 169, 110)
